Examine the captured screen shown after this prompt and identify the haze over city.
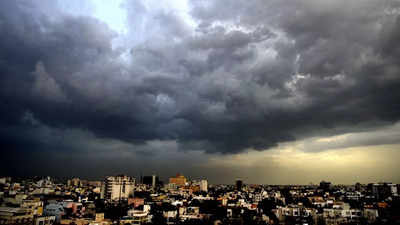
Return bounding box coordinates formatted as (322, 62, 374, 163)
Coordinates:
(1, 0, 400, 185)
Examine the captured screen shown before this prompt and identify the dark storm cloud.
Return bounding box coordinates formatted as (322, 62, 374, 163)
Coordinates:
(1, 0, 400, 168)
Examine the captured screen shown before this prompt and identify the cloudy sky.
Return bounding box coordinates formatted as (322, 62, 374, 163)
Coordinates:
(1, 0, 400, 184)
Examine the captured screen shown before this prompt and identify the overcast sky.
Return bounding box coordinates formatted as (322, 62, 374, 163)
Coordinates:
(1, 0, 400, 184)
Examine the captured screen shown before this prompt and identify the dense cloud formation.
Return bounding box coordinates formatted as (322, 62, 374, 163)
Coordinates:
(1, 0, 400, 177)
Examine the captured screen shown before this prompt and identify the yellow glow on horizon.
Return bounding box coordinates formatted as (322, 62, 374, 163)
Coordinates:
(204, 143, 400, 184)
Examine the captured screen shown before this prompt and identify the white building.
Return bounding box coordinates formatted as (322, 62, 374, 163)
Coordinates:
(124, 205, 151, 225)
(34, 216, 56, 225)
(200, 180, 208, 192)
(101, 175, 135, 202)
(151, 175, 157, 188)
(389, 183, 398, 196)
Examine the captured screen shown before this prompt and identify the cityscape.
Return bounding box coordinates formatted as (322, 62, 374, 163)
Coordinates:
(2, 0, 400, 224)
(0, 175, 399, 225)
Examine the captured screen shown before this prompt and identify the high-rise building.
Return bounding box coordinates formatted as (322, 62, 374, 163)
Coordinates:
(319, 181, 332, 191)
(236, 179, 243, 191)
(369, 183, 396, 200)
(169, 173, 187, 186)
(355, 182, 362, 191)
(142, 175, 159, 187)
(200, 180, 208, 192)
(101, 175, 135, 202)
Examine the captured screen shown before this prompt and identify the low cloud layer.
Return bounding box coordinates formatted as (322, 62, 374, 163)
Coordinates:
(1, 0, 400, 179)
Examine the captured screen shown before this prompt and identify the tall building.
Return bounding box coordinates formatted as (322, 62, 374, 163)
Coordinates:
(319, 181, 332, 191)
(101, 175, 135, 202)
(142, 175, 159, 187)
(169, 173, 187, 186)
(236, 179, 243, 191)
(200, 180, 208, 192)
(355, 182, 362, 191)
(370, 182, 396, 200)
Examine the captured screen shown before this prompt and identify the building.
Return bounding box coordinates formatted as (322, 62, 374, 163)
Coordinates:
(87, 181, 102, 187)
(0, 207, 34, 224)
(200, 180, 208, 192)
(101, 175, 135, 202)
(142, 175, 159, 187)
(369, 182, 395, 200)
(122, 205, 151, 225)
(169, 174, 187, 186)
(34, 216, 56, 225)
(355, 182, 362, 191)
(21, 199, 44, 216)
(128, 198, 145, 208)
(67, 178, 81, 187)
(236, 179, 243, 191)
(319, 181, 332, 191)
(0, 177, 10, 184)
(43, 203, 65, 222)
(60, 218, 111, 225)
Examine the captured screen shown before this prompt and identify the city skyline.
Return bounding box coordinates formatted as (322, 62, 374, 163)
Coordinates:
(1, 0, 400, 185)
(1, 173, 397, 187)
(1, 175, 397, 224)
(2, 174, 398, 188)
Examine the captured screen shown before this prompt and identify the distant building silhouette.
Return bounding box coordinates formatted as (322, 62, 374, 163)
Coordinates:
(142, 175, 159, 187)
(319, 180, 332, 191)
(236, 179, 243, 191)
